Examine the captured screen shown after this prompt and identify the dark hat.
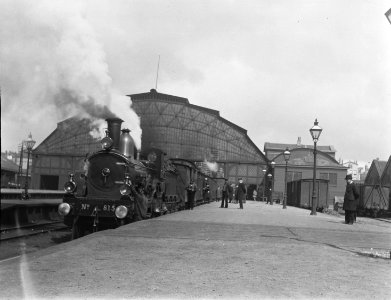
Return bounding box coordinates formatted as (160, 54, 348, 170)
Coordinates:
(238, 178, 242, 181)
(345, 174, 352, 180)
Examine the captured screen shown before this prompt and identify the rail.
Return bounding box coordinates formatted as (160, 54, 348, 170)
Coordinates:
(1, 221, 68, 241)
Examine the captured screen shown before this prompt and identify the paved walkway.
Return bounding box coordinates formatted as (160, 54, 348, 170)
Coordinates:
(1, 201, 390, 299)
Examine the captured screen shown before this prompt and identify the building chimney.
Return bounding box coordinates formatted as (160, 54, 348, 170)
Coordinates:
(297, 137, 301, 146)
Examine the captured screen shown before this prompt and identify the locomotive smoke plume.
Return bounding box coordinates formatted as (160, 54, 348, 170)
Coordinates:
(204, 160, 218, 173)
(0, 0, 141, 149)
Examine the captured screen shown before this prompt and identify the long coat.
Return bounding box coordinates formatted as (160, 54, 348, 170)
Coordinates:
(343, 182, 359, 211)
(236, 182, 247, 201)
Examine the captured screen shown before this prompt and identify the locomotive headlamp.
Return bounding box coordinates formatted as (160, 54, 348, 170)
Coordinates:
(115, 205, 128, 219)
(58, 203, 71, 216)
(101, 130, 113, 150)
(154, 207, 160, 214)
(64, 174, 77, 193)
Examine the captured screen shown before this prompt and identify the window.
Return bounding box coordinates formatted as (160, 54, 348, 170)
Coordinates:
(320, 172, 337, 185)
(287, 171, 302, 182)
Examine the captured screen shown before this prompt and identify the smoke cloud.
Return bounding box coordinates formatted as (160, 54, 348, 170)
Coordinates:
(204, 160, 218, 173)
(0, 0, 141, 149)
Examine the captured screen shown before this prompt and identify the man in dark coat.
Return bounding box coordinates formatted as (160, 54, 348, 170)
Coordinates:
(343, 174, 359, 224)
(202, 178, 210, 203)
(186, 180, 197, 210)
(236, 178, 246, 209)
(220, 179, 231, 208)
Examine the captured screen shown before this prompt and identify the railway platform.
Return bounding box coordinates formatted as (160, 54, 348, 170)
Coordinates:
(1, 201, 390, 299)
(1, 198, 62, 229)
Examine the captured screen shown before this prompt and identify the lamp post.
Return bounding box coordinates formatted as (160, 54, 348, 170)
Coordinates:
(21, 133, 36, 200)
(309, 119, 322, 215)
(270, 161, 275, 205)
(267, 173, 273, 204)
(262, 169, 267, 202)
(283, 148, 291, 209)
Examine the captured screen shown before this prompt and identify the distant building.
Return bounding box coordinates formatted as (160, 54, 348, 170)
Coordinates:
(266, 146, 347, 205)
(264, 137, 336, 160)
(341, 160, 360, 180)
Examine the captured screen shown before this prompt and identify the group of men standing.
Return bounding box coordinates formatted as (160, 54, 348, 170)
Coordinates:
(186, 173, 360, 225)
(220, 178, 246, 209)
(186, 177, 247, 210)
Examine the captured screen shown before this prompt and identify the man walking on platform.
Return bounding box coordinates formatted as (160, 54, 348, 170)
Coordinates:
(343, 174, 359, 224)
(186, 180, 197, 210)
(236, 178, 246, 209)
(220, 179, 231, 208)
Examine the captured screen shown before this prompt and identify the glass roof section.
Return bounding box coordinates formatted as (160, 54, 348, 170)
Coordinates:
(34, 118, 100, 155)
(130, 89, 267, 164)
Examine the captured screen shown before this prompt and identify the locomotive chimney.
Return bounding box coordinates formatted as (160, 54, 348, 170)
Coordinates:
(106, 118, 123, 150)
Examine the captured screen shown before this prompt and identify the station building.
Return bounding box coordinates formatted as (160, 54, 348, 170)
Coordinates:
(30, 89, 268, 193)
(31, 118, 101, 190)
(263, 140, 348, 206)
(29, 89, 349, 206)
(129, 89, 268, 190)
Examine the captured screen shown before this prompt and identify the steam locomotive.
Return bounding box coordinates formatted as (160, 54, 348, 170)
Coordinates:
(58, 118, 221, 239)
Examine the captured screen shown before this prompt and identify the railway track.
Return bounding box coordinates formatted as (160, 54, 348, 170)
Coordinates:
(1, 221, 68, 241)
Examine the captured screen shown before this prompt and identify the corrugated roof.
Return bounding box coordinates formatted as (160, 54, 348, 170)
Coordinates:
(380, 156, 391, 187)
(1, 154, 19, 172)
(364, 159, 388, 185)
(374, 159, 388, 176)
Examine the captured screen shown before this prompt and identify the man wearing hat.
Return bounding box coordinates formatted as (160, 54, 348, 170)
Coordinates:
(236, 178, 246, 209)
(186, 180, 197, 210)
(202, 178, 210, 203)
(343, 174, 359, 224)
(220, 178, 232, 208)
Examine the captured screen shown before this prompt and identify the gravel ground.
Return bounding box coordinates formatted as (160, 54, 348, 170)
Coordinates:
(1, 202, 390, 299)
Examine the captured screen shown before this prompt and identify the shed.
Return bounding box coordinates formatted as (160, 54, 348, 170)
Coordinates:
(362, 159, 389, 210)
(287, 179, 329, 210)
(380, 156, 391, 209)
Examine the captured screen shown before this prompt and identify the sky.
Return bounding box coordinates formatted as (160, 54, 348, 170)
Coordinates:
(1, 0, 390, 166)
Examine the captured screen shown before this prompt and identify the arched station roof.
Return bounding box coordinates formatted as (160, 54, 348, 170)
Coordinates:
(128, 89, 267, 165)
(33, 118, 100, 156)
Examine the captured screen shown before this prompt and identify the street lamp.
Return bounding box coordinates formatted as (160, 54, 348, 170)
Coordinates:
(270, 161, 275, 205)
(283, 148, 291, 209)
(262, 169, 267, 202)
(21, 133, 36, 200)
(267, 173, 273, 204)
(309, 119, 322, 215)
